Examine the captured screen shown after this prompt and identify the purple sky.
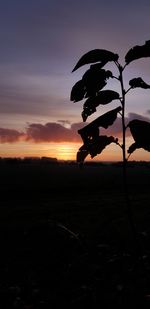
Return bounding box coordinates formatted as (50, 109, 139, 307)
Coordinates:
(0, 0, 150, 159)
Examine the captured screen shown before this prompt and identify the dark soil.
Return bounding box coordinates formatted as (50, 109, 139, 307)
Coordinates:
(0, 161, 150, 308)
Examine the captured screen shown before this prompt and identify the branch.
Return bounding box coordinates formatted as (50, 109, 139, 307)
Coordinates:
(119, 97, 124, 107)
(115, 141, 123, 149)
(125, 86, 132, 95)
(126, 153, 132, 161)
(125, 125, 129, 131)
(112, 75, 120, 81)
(122, 63, 128, 71)
(114, 60, 120, 68)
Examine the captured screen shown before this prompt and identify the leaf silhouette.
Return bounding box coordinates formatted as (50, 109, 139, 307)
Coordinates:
(129, 77, 150, 89)
(78, 106, 122, 144)
(127, 119, 150, 154)
(82, 90, 120, 121)
(72, 49, 119, 72)
(77, 135, 118, 163)
(125, 40, 150, 64)
(70, 80, 86, 102)
(89, 136, 118, 158)
(82, 107, 96, 122)
(76, 144, 89, 163)
(82, 65, 113, 97)
(127, 142, 139, 154)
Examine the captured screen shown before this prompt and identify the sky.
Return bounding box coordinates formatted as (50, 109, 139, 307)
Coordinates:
(0, 0, 150, 161)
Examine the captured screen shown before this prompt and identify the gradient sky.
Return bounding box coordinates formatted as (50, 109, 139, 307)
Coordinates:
(0, 0, 150, 161)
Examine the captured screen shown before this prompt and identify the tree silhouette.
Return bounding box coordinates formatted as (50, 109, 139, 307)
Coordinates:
(70, 40, 150, 246)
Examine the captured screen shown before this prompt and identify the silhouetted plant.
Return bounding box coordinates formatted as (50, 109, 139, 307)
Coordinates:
(70, 40, 150, 248)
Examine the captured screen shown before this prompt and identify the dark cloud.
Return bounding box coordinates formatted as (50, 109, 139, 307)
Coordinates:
(101, 113, 150, 137)
(0, 90, 47, 115)
(127, 112, 150, 123)
(101, 118, 122, 137)
(0, 121, 84, 144)
(0, 128, 24, 143)
(26, 122, 78, 142)
(0, 0, 150, 69)
(0, 80, 73, 118)
(0, 0, 150, 127)
(26, 121, 85, 142)
(57, 120, 71, 127)
(0, 113, 149, 144)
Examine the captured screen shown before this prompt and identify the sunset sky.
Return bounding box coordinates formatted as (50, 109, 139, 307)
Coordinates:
(0, 0, 150, 161)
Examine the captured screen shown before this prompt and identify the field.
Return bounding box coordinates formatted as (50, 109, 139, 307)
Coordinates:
(0, 161, 150, 307)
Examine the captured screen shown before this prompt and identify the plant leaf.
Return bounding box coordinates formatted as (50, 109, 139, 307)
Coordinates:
(70, 80, 86, 102)
(72, 49, 119, 72)
(78, 106, 122, 143)
(82, 106, 96, 122)
(77, 144, 89, 163)
(127, 119, 150, 154)
(129, 77, 150, 89)
(127, 142, 139, 154)
(77, 135, 118, 163)
(89, 136, 118, 158)
(125, 40, 150, 64)
(82, 90, 120, 121)
(82, 65, 113, 97)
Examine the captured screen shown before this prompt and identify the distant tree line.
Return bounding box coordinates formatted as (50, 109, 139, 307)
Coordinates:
(0, 157, 149, 167)
(0, 157, 58, 165)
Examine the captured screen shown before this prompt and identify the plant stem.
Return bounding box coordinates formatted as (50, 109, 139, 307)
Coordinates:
(118, 66, 147, 277)
(118, 65, 138, 243)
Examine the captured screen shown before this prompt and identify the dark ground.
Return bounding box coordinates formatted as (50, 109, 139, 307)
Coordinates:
(0, 160, 150, 308)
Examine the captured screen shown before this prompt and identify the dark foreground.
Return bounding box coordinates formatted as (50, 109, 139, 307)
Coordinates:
(0, 161, 150, 308)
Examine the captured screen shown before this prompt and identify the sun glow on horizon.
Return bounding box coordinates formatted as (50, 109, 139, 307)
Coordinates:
(0, 140, 150, 162)
(54, 143, 79, 160)
(0, 142, 80, 161)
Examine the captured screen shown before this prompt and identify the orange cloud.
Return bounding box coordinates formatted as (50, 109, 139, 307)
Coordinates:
(25, 122, 83, 143)
(0, 113, 149, 144)
(0, 128, 25, 143)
